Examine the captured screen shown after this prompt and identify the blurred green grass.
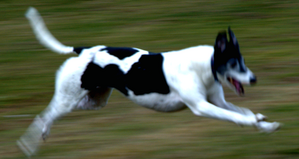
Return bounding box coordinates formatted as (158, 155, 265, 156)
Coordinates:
(1, 0, 299, 158)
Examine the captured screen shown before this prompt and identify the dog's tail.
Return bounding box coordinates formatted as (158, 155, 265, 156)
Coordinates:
(25, 7, 75, 54)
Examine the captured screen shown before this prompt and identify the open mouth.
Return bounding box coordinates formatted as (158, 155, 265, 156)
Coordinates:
(227, 77, 244, 95)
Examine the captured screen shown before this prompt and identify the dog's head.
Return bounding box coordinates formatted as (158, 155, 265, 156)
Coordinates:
(213, 27, 256, 96)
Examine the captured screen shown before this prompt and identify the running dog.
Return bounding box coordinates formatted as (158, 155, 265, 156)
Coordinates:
(18, 7, 280, 156)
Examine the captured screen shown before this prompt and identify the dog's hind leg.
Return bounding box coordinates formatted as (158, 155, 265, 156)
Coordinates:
(17, 57, 89, 157)
(17, 90, 88, 157)
(40, 88, 88, 141)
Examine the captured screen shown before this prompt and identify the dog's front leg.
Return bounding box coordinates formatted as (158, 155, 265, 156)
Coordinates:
(185, 98, 257, 126)
(207, 83, 267, 120)
(186, 99, 280, 132)
(177, 84, 280, 132)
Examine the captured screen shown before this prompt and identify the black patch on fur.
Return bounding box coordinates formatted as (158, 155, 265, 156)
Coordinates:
(74, 47, 90, 54)
(81, 63, 128, 95)
(80, 54, 170, 96)
(100, 47, 139, 60)
(125, 54, 170, 95)
(211, 57, 218, 81)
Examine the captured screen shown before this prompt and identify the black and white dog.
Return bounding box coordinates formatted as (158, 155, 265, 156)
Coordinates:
(18, 7, 280, 156)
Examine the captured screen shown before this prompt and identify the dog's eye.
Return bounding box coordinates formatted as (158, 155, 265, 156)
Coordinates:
(231, 62, 236, 68)
(230, 60, 237, 68)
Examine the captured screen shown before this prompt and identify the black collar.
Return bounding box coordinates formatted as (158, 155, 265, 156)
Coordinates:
(211, 56, 218, 81)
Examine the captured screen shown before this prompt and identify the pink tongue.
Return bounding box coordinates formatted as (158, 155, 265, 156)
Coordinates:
(233, 80, 240, 92)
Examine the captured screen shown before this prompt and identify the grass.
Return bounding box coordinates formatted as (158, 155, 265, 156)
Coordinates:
(1, 0, 299, 158)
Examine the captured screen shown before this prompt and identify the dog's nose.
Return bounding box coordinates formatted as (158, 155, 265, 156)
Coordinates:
(250, 76, 257, 84)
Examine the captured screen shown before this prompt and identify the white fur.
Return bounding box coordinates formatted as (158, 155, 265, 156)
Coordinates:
(25, 7, 74, 54)
(18, 7, 280, 157)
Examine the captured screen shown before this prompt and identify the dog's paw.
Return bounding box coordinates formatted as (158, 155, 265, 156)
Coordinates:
(256, 121, 281, 133)
(256, 113, 267, 122)
(17, 115, 44, 157)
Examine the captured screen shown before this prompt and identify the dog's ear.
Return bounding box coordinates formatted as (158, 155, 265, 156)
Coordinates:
(228, 27, 239, 48)
(214, 31, 227, 53)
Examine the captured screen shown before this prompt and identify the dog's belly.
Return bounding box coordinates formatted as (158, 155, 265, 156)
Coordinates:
(127, 90, 186, 112)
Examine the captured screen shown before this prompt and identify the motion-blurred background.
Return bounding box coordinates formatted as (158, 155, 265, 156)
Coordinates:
(1, 0, 299, 158)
